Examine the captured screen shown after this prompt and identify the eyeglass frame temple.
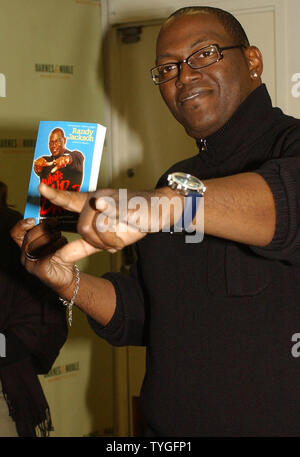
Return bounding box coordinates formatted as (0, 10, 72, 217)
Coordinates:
(150, 44, 247, 84)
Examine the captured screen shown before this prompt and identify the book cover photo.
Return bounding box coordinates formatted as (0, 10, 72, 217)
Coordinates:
(24, 120, 106, 231)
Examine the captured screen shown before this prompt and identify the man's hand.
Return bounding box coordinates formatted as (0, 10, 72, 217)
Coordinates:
(37, 183, 182, 252)
(10, 218, 101, 296)
(10, 219, 117, 325)
(34, 157, 53, 174)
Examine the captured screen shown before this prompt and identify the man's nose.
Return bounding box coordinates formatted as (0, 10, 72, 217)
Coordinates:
(175, 62, 203, 86)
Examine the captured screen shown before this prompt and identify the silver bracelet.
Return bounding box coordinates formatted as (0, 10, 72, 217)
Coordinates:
(59, 265, 80, 327)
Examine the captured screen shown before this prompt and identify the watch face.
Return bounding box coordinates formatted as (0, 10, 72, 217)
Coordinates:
(173, 172, 202, 191)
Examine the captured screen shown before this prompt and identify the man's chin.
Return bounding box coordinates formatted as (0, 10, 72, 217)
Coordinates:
(183, 120, 218, 139)
(179, 105, 220, 137)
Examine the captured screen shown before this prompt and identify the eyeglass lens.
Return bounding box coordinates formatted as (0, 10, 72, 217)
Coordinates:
(152, 45, 220, 84)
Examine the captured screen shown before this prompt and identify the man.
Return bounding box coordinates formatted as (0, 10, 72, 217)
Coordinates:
(12, 7, 300, 436)
(34, 127, 84, 224)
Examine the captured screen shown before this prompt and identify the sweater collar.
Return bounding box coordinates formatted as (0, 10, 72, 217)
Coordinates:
(195, 84, 273, 166)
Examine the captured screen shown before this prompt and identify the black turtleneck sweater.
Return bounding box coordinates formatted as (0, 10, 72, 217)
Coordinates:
(88, 85, 300, 436)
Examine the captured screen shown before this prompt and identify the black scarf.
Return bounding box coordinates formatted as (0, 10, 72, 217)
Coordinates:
(0, 265, 67, 437)
(0, 329, 52, 437)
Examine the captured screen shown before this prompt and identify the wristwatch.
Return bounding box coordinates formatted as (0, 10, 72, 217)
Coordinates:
(167, 172, 206, 196)
(167, 172, 206, 233)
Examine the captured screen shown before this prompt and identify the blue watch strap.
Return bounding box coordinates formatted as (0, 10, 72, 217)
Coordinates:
(173, 192, 203, 232)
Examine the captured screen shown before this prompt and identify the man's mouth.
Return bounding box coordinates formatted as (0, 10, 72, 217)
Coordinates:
(179, 89, 212, 104)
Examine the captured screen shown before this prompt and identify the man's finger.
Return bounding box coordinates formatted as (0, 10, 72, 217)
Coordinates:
(10, 218, 36, 247)
(51, 237, 102, 264)
(76, 196, 111, 249)
(38, 183, 88, 213)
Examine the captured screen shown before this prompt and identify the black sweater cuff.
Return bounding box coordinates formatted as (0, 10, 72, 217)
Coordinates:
(253, 168, 289, 250)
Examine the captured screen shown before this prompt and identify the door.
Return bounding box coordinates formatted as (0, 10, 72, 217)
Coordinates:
(108, 9, 277, 436)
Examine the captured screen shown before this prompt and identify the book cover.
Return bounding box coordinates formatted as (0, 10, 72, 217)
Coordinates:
(24, 120, 106, 231)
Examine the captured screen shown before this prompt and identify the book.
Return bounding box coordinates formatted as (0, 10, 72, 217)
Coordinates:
(24, 120, 106, 231)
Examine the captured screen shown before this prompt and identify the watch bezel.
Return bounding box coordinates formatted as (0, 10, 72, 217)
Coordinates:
(167, 172, 206, 196)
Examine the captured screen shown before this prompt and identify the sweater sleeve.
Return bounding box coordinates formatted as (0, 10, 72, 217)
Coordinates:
(250, 143, 300, 264)
(87, 263, 147, 347)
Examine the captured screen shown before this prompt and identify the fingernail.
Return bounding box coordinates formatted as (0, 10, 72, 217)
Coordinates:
(96, 198, 108, 211)
(24, 218, 35, 225)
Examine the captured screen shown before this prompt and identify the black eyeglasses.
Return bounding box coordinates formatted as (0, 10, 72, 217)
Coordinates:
(150, 43, 246, 85)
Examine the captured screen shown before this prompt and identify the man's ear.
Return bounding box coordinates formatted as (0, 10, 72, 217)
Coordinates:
(244, 46, 263, 80)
